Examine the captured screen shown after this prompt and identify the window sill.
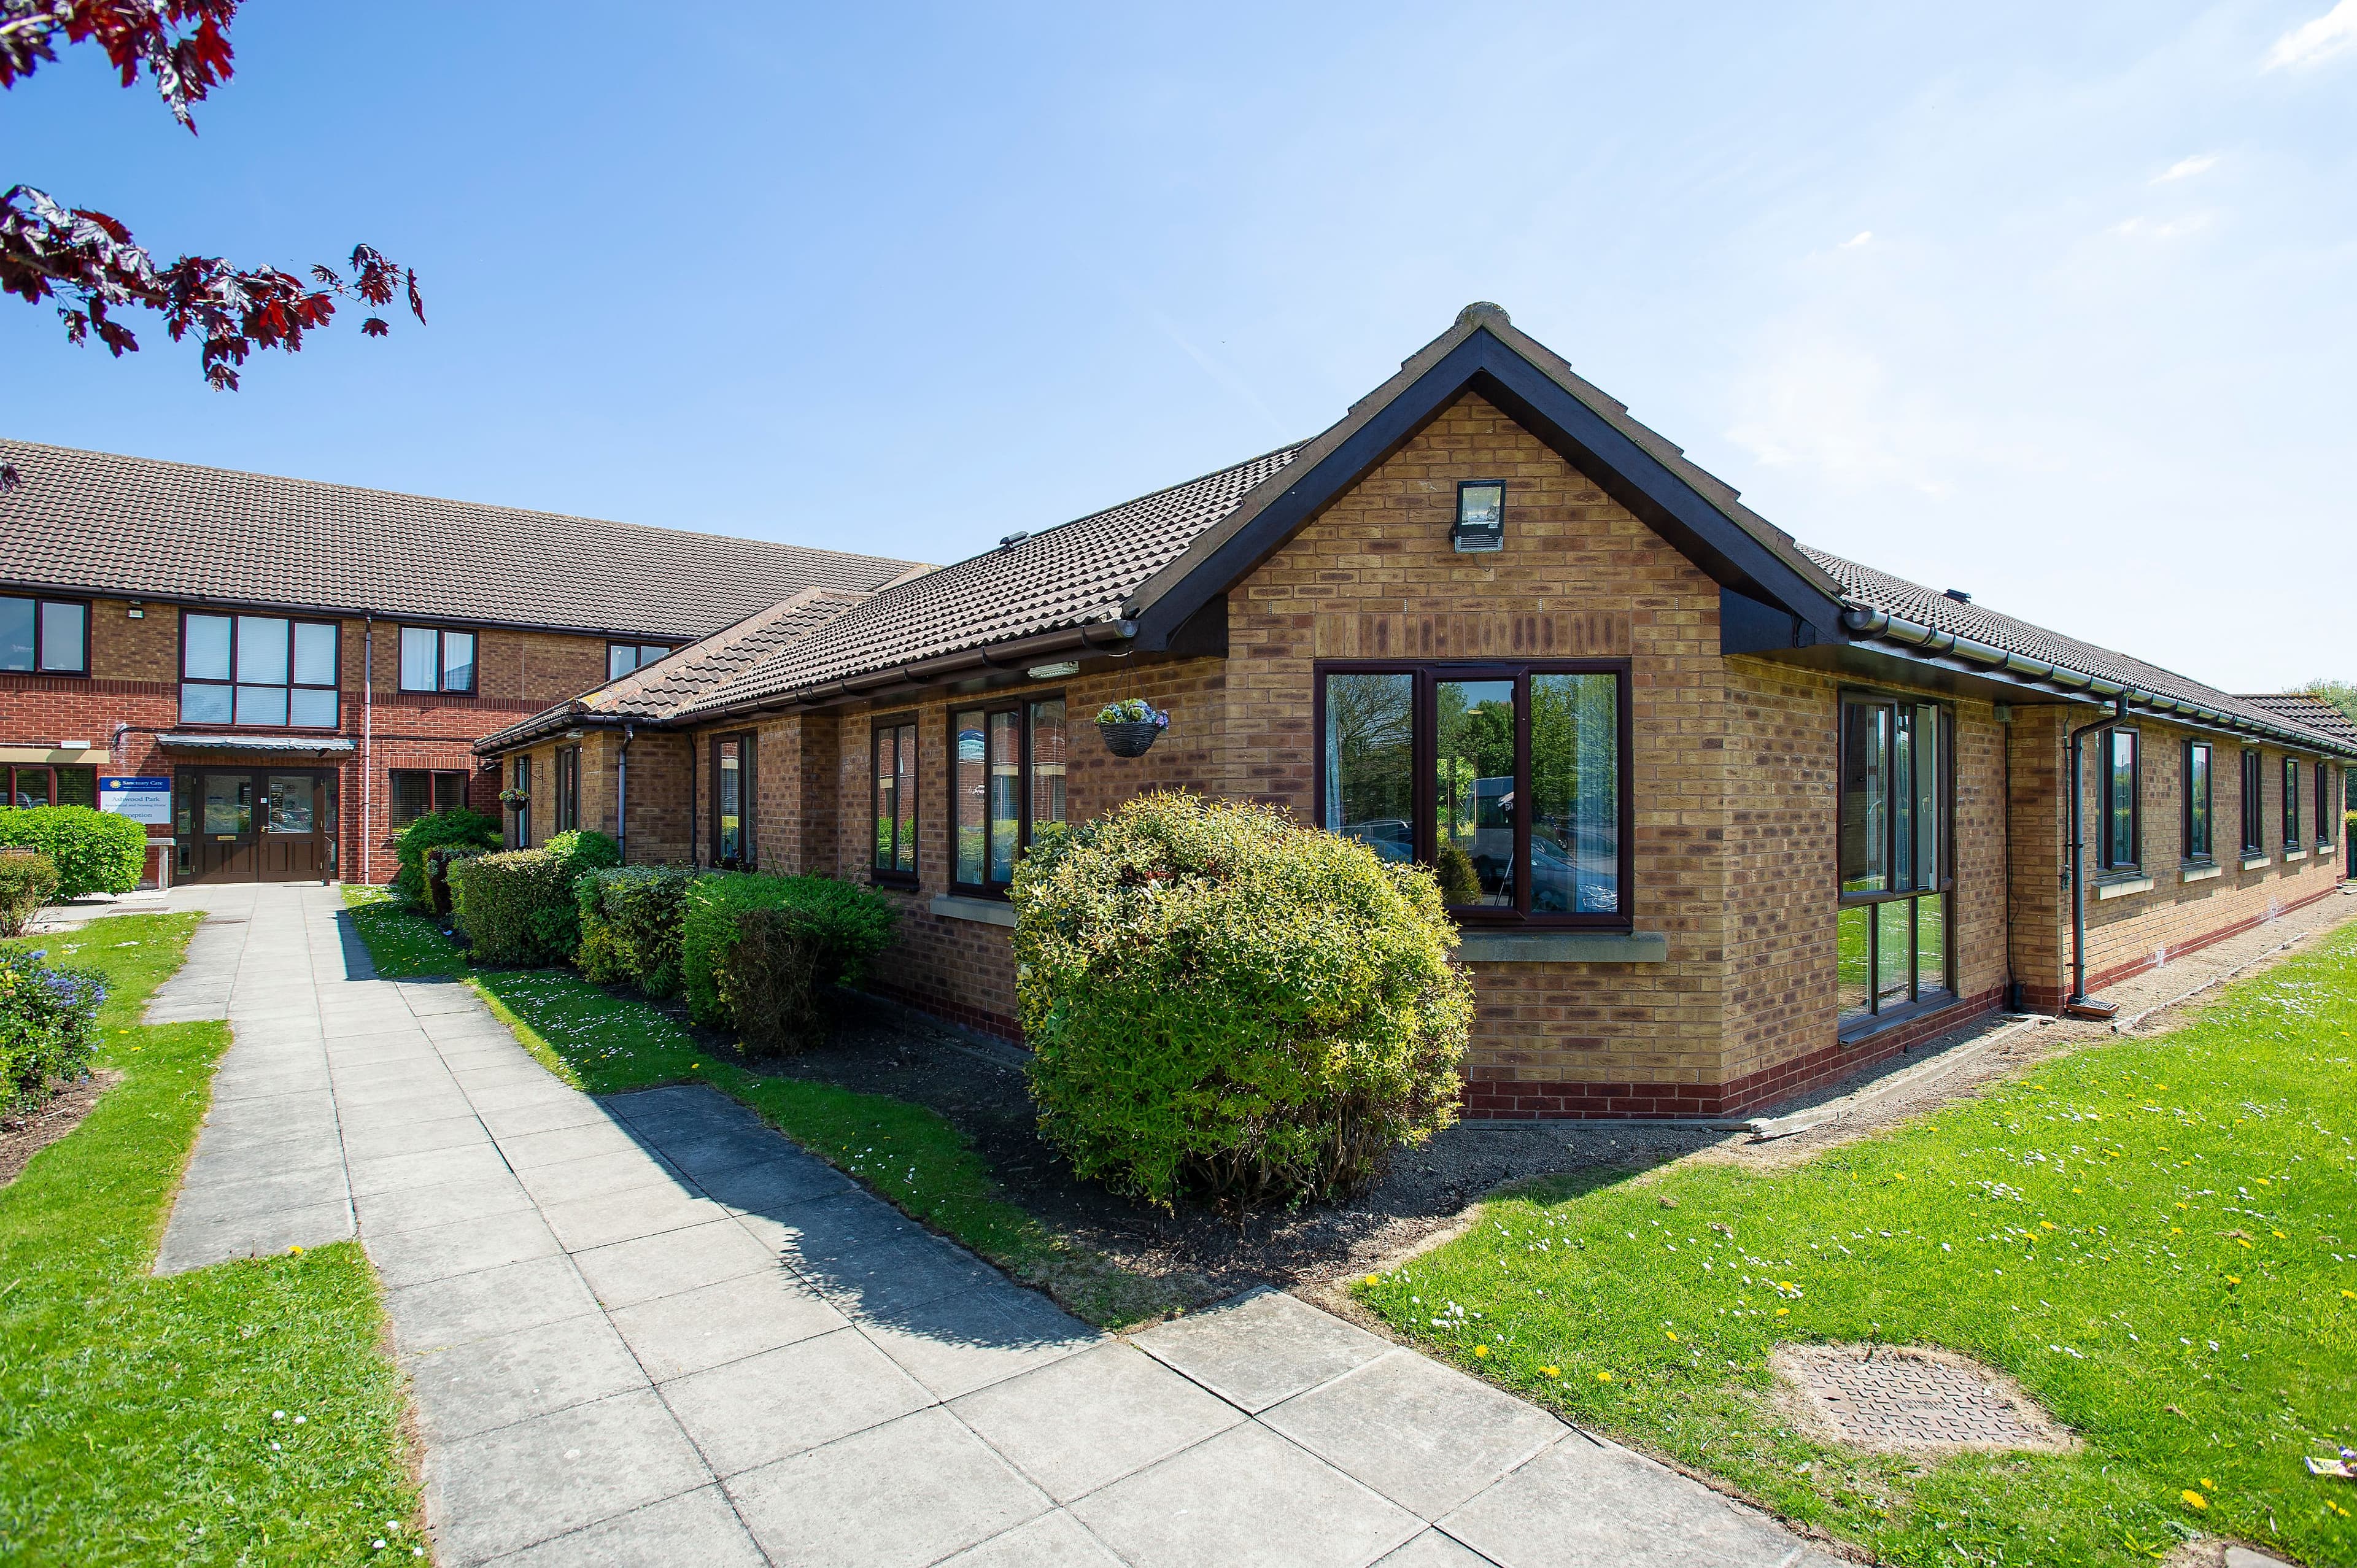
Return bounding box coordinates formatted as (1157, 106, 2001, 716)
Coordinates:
(2093, 875, 2154, 900)
(930, 894, 1015, 929)
(870, 875, 919, 893)
(2180, 862, 2222, 884)
(1840, 989, 1962, 1048)
(1455, 930, 1666, 964)
(2241, 852, 2272, 870)
(2285, 848, 2309, 861)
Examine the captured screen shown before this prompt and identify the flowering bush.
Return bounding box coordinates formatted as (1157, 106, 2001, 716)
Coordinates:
(1, 945, 105, 1116)
(1094, 698, 1171, 728)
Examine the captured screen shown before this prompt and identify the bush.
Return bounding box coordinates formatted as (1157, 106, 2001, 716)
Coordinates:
(681, 872, 898, 1028)
(449, 850, 580, 967)
(0, 944, 105, 1116)
(716, 908, 827, 1056)
(0, 851, 59, 938)
(0, 806, 145, 900)
(390, 808, 500, 909)
(1012, 790, 1473, 1211)
(575, 866, 697, 996)
(423, 843, 491, 917)
(543, 829, 621, 877)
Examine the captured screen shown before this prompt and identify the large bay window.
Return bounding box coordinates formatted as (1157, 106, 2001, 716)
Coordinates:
(950, 698, 1066, 894)
(180, 612, 338, 727)
(1838, 693, 1953, 1033)
(1318, 663, 1628, 924)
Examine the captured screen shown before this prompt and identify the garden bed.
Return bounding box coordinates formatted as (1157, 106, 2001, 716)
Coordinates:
(0, 1067, 117, 1188)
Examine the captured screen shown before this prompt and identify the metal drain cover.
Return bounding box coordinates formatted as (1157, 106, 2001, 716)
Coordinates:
(1772, 1344, 2076, 1454)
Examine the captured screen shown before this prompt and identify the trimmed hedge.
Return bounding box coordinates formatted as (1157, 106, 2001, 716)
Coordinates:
(0, 806, 145, 900)
(0, 851, 59, 938)
(1, 944, 105, 1115)
(390, 808, 500, 910)
(543, 829, 621, 876)
(716, 908, 826, 1056)
(681, 872, 897, 1029)
(1012, 790, 1473, 1211)
(576, 866, 697, 997)
(423, 843, 490, 917)
(449, 850, 580, 967)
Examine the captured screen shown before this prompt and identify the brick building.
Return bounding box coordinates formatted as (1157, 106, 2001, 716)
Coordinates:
(438, 302, 2331, 1116)
(0, 439, 921, 887)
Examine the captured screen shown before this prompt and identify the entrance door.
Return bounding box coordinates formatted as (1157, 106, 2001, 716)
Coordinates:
(176, 770, 336, 883)
(257, 773, 332, 881)
(183, 771, 259, 883)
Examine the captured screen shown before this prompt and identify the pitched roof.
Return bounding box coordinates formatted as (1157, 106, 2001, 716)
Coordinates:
(2237, 692, 2357, 749)
(0, 438, 924, 641)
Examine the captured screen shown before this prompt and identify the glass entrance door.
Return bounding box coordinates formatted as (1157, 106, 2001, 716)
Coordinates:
(175, 770, 336, 883)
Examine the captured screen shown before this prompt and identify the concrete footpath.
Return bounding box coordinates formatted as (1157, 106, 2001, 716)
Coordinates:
(152, 886, 1830, 1567)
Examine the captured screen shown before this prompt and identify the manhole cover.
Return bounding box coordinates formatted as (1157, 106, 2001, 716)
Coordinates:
(1771, 1344, 2076, 1454)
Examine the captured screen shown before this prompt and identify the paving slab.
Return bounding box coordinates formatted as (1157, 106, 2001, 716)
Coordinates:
(1438, 1436, 1801, 1568)
(950, 1341, 1245, 1503)
(571, 1218, 776, 1310)
(1376, 1532, 1499, 1567)
(487, 1484, 767, 1567)
(939, 1509, 1128, 1567)
(1131, 1286, 1390, 1413)
(425, 1389, 710, 1564)
(660, 1327, 933, 1477)
(405, 1312, 652, 1446)
(608, 1271, 850, 1383)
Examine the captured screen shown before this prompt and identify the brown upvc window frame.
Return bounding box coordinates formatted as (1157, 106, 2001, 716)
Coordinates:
(947, 693, 1068, 898)
(1312, 659, 1635, 929)
(2182, 741, 2213, 865)
(2318, 762, 2338, 850)
(1836, 689, 1957, 1039)
(554, 745, 581, 835)
(870, 716, 919, 887)
(0, 593, 90, 676)
(2283, 757, 2301, 849)
(511, 755, 532, 849)
(2097, 726, 2141, 873)
(389, 768, 468, 832)
(606, 642, 673, 682)
(6, 763, 97, 808)
(709, 730, 757, 871)
(2240, 748, 2266, 856)
(178, 609, 341, 730)
(397, 625, 478, 695)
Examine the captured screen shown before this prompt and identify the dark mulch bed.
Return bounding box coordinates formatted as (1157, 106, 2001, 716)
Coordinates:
(0, 1071, 118, 1189)
(739, 997, 1722, 1307)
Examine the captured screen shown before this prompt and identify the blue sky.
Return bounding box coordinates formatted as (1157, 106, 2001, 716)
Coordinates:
(4, 1, 2351, 690)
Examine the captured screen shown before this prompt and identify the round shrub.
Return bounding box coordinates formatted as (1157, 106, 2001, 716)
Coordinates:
(449, 850, 579, 967)
(575, 866, 697, 997)
(1013, 791, 1474, 1211)
(0, 806, 145, 899)
(0, 851, 60, 938)
(543, 829, 621, 877)
(681, 872, 898, 1028)
(1, 944, 105, 1115)
(391, 808, 500, 909)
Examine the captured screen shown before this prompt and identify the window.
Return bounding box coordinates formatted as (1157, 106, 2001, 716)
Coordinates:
(555, 746, 581, 835)
(710, 733, 754, 870)
(398, 626, 477, 693)
(950, 698, 1066, 893)
(2241, 749, 2265, 856)
(1837, 693, 1953, 1033)
(1318, 664, 1627, 922)
(871, 719, 918, 883)
(389, 770, 466, 832)
(6, 764, 96, 808)
(2319, 763, 2337, 849)
(2183, 742, 2212, 862)
(606, 643, 672, 681)
(180, 612, 339, 727)
(0, 595, 88, 674)
(511, 755, 532, 849)
(2096, 728, 2140, 871)
(2283, 758, 2301, 849)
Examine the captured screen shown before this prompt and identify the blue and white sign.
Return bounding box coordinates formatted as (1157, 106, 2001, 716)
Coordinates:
(99, 776, 172, 826)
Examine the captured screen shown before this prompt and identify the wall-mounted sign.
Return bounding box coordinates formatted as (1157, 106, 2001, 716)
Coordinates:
(1453, 479, 1505, 553)
(99, 776, 172, 826)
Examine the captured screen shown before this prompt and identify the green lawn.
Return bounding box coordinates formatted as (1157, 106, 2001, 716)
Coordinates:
(343, 889, 1178, 1327)
(0, 914, 421, 1566)
(1355, 924, 2357, 1567)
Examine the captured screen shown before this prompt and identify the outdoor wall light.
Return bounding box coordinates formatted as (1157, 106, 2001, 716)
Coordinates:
(1026, 661, 1080, 680)
(1453, 480, 1505, 552)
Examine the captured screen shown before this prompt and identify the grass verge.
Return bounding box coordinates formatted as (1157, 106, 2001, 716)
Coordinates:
(343, 887, 1180, 1327)
(0, 914, 420, 1566)
(1352, 923, 2357, 1567)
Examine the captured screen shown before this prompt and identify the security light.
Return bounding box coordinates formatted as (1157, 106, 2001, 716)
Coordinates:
(1027, 661, 1079, 679)
(1453, 481, 1504, 552)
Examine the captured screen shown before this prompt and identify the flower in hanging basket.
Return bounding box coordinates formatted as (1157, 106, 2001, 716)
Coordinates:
(1096, 698, 1170, 757)
(496, 788, 531, 808)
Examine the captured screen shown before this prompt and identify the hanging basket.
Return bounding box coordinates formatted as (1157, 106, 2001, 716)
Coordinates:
(1099, 720, 1163, 758)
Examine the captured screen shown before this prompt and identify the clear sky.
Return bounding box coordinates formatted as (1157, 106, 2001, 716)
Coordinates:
(4, 2, 2351, 692)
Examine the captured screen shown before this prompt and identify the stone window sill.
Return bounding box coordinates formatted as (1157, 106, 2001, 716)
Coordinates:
(1455, 930, 1668, 964)
(2241, 853, 2272, 870)
(2283, 848, 2309, 862)
(2093, 875, 2154, 900)
(929, 894, 1015, 928)
(2180, 862, 2222, 884)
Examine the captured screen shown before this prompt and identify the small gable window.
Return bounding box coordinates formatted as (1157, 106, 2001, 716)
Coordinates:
(608, 643, 671, 681)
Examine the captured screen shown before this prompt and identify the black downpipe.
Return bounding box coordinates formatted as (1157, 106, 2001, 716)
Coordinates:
(2067, 695, 2129, 1009)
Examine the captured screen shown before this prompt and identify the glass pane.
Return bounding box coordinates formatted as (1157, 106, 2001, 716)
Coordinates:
(2188, 745, 2211, 858)
(717, 741, 741, 862)
(1837, 905, 1871, 1028)
(874, 731, 897, 871)
(202, 774, 252, 836)
(641, 645, 668, 668)
(390, 771, 429, 830)
(1530, 672, 1620, 914)
(400, 627, 438, 690)
(236, 616, 288, 684)
(894, 725, 916, 873)
(1892, 706, 1916, 890)
(289, 687, 338, 728)
(37, 601, 85, 671)
(184, 613, 231, 680)
(1876, 899, 1913, 1010)
(954, 711, 986, 884)
(323, 774, 338, 872)
(1323, 673, 1414, 862)
(265, 775, 314, 833)
(0, 598, 31, 671)
(9, 767, 50, 808)
(2107, 732, 2136, 864)
(443, 631, 476, 691)
(988, 711, 1019, 884)
(292, 622, 336, 686)
(1913, 705, 1940, 888)
(1916, 894, 1949, 997)
(2285, 762, 2299, 845)
(1434, 679, 1515, 906)
(433, 773, 463, 814)
(1840, 701, 1890, 892)
(610, 644, 637, 681)
(55, 767, 96, 809)
(234, 685, 288, 727)
(180, 682, 232, 724)
(1029, 700, 1067, 830)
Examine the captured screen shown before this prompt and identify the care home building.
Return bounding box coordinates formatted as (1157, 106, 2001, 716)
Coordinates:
(473, 304, 2353, 1120)
(0, 439, 921, 887)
